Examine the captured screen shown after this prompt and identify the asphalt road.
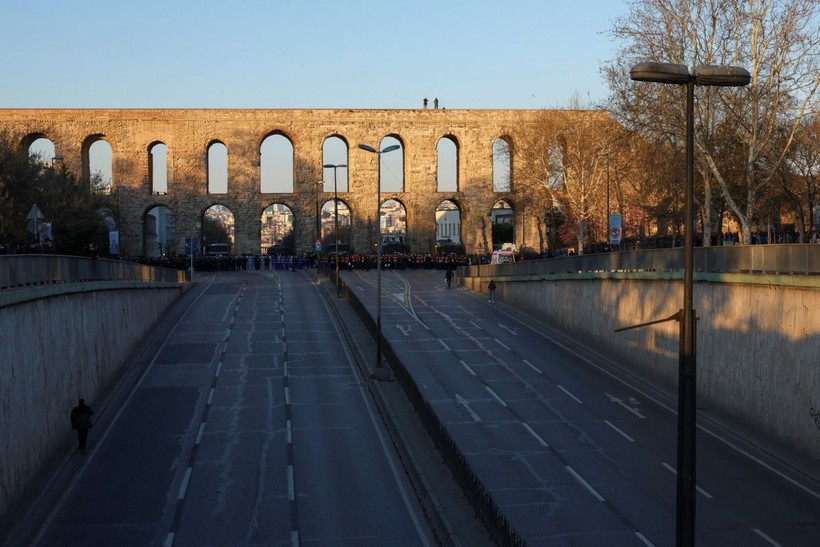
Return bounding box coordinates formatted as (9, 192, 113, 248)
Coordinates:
(342, 268, 820, 547)
(14, 270, 441, 547)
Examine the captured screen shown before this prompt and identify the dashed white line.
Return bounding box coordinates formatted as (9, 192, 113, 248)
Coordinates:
(558, 384, 583, 403)
(438, 339, 451, 350)
(485, 386, 508, 407)
(284, 387, 290, 405)
(604, 420, 635, 442)
(753, 528, 782, 546)
(214, 362, 222, 378)
(495, 338, 511, 350)
(460, 360, 477, 376)
(286, 420, 292, 443)
(522, 359, 541, 373)
(206, 387, 215, 405)
(566, 465, 605, 502)
(287, 465, 295, 500)
(164, 532, 175, 547)
(178, 467, 192, 500)
(521, 422, 549, 447)
(634, 531, 654, 546)
(661, 462, 713, 498)
(195, 423, 206, 445)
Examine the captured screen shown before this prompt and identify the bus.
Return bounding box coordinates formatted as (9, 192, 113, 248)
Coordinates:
(204, 242, 230, 256)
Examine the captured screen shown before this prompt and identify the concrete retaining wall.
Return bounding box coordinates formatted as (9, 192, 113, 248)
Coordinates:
(466, 274, 819, 474)
(0, 284, 183, 521)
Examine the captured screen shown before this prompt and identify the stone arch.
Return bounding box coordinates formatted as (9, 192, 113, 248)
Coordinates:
(436, 135, 459, 193)
(379, 135, 404, 193)
(202, 204, 234, 251)
(260, 132, 294, 193)
(322, 135, 349, 192)
(207, 141, 228, 194)
(25, 134, 56, 164)
(143, 205, 176, 257)
(381, 198, 407, 250)
(492, 136, 512, 193)
(261, 202, 294, 253)
(319, 197, 352, 251)
(491, 199, 514, 250)
(82, 135, 113, 192)
(435, 199, 461, 246)
(148, 141, 168, 195)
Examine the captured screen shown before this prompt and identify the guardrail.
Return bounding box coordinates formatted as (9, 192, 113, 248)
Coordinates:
(0, 254, 187, 290)
(464, 244, 820, 278)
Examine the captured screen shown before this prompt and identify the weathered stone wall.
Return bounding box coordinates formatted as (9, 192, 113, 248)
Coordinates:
(0, 108, 612, 256)
(467, 274, 820, 475)
(0, 285, 183, 522)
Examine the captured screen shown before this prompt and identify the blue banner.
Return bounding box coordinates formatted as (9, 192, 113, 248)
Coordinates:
(610, 214, 622, 246)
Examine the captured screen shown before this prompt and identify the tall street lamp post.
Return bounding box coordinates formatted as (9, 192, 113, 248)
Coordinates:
(357, 143, 401, 379)
(316, 180, 323, 245)
(323, 163, 347, 297)
(599, 152, 611, 248)
(630, 62, 750, 547)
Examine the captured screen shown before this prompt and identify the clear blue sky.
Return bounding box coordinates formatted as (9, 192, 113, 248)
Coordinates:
(1, 1, 627, 110)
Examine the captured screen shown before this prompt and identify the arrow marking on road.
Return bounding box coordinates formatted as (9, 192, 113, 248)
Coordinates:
(605, 392, 646, 419)
(456, 393, 482, 422)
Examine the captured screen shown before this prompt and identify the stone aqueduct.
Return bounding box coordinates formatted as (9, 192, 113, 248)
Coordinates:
(0, 108, 608, 257)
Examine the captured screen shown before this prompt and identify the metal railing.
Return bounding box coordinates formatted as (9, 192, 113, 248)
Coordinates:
(464, 244, 820, 278)
(0, 254, 187, 290)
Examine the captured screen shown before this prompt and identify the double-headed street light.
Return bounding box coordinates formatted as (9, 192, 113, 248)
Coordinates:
(630, 62, 750, 547)
(323, 163, 347, 297)
(357, 143, 401, 379)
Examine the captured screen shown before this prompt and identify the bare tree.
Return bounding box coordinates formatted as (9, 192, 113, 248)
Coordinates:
(605, 0, 820, 244)
(510, 107, 622, 253)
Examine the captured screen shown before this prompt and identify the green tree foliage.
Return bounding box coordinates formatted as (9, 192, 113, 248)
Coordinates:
(0, 130, 118, 254)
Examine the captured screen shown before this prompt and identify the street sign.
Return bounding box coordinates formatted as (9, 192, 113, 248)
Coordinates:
(185, 237, 199, 256)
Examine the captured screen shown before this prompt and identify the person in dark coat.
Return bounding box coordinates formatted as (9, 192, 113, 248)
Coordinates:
(70, 398, 94, 454)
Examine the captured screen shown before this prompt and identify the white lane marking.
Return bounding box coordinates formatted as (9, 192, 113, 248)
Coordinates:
(286, 420, 292, 443)
(438, 339, 451, 350)
(178, 467, 192, 500)
(215, 361, 222, 378)
(605, 392, 646, 419)
(498, 323, 518, 335)
(287, 465, 295, 500)
(753, 528, 782, 546)
(291, 530, 300, 547)
(195, 423, 206, 445)
(164, 532, 175, 547)
(661, 463, 713, 498)
(283, 362, 288, 377)
(604, 420, 635, 442)
(494, 338, 511, 350)
(470, 321, 481, 329)
(521, 422, 549, 447)
(284, 387, 290, 405)
(207, 387, 215, 405)
(634, 531, 655, 546)
(558, 384, 583, 404)
(566, 465, 605, 502)
(456, 394, 482, 422)
(460, 360, 477, 376)
(485, 386, 508, 407)
(522, 359, 541, 373)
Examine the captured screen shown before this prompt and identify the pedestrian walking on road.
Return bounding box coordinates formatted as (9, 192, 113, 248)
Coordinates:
(70, 398, 94, 454)
(445, 268, 454, 288)
(487, 280, 496, 303)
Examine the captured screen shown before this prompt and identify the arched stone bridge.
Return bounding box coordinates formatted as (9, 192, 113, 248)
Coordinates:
(0, 108, 609, 256)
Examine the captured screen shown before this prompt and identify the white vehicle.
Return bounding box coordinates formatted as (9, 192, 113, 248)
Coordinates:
(490, 250, 515, 264)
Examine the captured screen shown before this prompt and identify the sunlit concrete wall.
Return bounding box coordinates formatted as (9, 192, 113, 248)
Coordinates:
(0, 285, 183, 522)
(464, 274, 820, 476)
